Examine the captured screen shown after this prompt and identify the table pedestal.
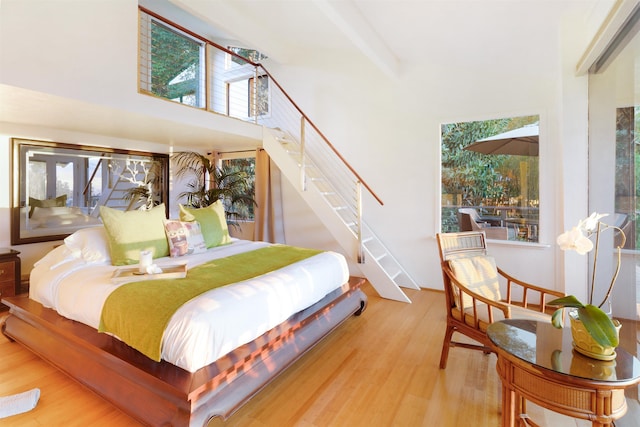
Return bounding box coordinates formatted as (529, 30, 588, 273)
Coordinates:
(487, 320, 640, 427)
(496, 355, 627, 427)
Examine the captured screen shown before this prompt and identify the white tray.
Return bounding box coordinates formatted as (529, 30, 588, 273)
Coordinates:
(111, 264, 187, 284)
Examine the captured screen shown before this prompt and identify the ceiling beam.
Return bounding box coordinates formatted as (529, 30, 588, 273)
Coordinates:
(312, 0, 401, 79)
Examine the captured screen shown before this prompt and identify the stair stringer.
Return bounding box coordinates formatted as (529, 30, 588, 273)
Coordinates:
(263, 131, 413, 303)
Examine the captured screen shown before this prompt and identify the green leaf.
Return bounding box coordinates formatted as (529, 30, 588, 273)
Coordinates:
(547, 295, 585, 308)
(551, 308, 565, 329)
(577, 305, 619, 348)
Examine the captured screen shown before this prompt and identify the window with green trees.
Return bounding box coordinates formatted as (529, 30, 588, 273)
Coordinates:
(441, 115, 540, 242)
(220, 155, 256, 221)
(140, 17, 204, 107)
(615, 106, 639, 249)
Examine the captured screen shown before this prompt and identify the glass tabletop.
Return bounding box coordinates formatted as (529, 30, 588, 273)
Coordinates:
(487, 319, 640, 383)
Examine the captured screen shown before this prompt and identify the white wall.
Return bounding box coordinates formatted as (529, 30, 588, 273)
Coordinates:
(269, 37, 590, 292)
(0, 1, 602, 297)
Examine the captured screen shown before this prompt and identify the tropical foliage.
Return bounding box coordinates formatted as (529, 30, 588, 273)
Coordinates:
(172, 151, 256, 225)
(614, 106, 640, 249)
(441, 115, 539, 233)
(149, 21, 201, 104)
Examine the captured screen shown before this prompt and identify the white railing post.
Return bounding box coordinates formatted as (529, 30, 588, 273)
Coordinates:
(300, 116, 306, 191)
(253, 66, 259, 124)
(356, 180, 364, 263)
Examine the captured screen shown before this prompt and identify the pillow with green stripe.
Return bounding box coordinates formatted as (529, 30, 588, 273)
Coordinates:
(179, 201, 231, 248)
(29, 194, 67, 218)
(99, 204, 169, 265)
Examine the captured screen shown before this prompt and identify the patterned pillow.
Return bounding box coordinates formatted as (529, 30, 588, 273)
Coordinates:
(164, 220, 207, 257)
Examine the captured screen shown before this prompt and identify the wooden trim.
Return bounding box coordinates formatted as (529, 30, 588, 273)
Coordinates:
(137, 6, 384, 207)
(10, 138, 170, 245)
(1, 277, 367, 426)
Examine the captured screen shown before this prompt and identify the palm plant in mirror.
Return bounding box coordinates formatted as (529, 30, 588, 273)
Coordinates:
(548, 212, 625, 359)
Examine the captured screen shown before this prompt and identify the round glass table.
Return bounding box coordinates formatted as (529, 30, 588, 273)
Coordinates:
(487, 319, 640, 427)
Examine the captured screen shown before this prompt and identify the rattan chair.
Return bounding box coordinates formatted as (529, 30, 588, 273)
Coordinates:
(436, 231, 564, 369)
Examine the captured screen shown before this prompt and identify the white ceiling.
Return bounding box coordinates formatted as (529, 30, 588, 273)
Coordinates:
(175, 0, 613, 76)
(1, 0, 614, 150)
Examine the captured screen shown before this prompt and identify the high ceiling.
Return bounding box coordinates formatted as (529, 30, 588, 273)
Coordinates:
(174, 0, 613, 77)
(1, 0, 614, 150)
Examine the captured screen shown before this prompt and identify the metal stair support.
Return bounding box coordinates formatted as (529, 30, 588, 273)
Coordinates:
(263, 128, 419, 303)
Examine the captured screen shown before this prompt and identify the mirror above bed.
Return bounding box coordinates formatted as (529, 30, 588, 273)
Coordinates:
(11, 138, 169, 245)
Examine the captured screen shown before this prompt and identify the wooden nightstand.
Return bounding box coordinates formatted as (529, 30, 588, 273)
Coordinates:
(0, 248, 21, 309)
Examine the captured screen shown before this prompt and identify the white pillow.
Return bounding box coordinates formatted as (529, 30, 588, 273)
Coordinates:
(31, 206, 83, 219)
(33, 245, 77, 270)
(63, 226, 111, 264)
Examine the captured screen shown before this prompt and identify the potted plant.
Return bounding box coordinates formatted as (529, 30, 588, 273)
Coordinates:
(171, 151, 256, 227)
(548, 212, 625, 360)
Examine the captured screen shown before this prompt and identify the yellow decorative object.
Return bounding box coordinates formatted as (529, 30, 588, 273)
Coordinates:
(569, 310, 621, 361)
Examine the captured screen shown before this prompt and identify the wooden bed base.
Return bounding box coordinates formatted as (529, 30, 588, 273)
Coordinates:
(1, 277, 367, 426)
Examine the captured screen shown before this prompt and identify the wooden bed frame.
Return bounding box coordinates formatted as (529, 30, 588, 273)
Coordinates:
(1, 276, 367, 426)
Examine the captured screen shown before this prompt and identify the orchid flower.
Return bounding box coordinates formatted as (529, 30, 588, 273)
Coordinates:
(556, 212, 625, 309)
(556, 226, 594, 255)
(549, 212, 625, 349)
(578, 212, 608, 233)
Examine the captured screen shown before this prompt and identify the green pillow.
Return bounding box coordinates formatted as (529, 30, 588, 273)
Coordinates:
(99, 204, 169, 265)
(179, 201, 231, 248)
(29, 194, 67, 218)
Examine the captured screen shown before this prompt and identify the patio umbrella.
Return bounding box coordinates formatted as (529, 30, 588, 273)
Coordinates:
(464, 123, 539, 156)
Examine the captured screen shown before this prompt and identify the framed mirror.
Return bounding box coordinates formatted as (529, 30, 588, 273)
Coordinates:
(11, 138, 169, 245)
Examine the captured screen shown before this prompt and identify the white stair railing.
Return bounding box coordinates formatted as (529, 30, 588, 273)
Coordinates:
(137, 8, 419, 301)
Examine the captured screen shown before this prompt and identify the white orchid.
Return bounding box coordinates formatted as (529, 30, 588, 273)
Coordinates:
(551, 212, 626, 350)
(578, 212, 608, 233)
(556, 226, 594, 255)
(557, 212, 610, 255)
(556, 212, 625, 307)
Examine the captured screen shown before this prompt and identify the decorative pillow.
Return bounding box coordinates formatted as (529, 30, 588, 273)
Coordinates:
(63, 226, 111, 264)
(29, 194, 67, 218)
(179, 201, 231, 249)
(164, 220, 207, 257)
(448, 255, 501, 309)
(99, 204, 169, 266)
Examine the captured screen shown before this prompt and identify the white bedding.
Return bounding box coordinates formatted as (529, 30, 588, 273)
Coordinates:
(29, 239, 349, 372)
(20, 206, 103, 238)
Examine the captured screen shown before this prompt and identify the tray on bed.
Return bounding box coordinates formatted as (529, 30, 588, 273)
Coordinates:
(111, 264, 187, 283)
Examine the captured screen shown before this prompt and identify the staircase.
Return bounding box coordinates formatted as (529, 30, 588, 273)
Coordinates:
(89, 160, 152, 216)
(263, 128, 418, 303)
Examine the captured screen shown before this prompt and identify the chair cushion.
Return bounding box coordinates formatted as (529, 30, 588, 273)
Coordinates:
(448, 255, 501, 308)
(451, 303, 551, 332)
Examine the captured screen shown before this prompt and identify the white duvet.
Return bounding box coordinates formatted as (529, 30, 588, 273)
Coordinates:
(29, 239, 349, 372)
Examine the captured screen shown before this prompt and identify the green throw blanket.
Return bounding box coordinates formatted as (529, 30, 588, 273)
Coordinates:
(99, 244, 322, 361)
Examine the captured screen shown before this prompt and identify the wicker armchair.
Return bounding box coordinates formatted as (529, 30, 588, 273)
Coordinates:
(436, 231, 564, 369)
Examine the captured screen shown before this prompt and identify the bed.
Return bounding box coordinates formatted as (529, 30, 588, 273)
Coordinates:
(1, 215, 367, 426)
(19, 205, 103, 239)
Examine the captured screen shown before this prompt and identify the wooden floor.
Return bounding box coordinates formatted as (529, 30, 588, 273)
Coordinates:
(0, 282, 637, 426)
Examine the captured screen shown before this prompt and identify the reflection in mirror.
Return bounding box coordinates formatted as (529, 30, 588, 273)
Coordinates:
(11, 139, 169, 245)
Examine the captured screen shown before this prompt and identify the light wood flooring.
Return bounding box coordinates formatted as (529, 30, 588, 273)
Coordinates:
(0, 282, 637, 426)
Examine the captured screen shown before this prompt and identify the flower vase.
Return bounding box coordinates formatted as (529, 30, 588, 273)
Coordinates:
(568, 310, 621, 361)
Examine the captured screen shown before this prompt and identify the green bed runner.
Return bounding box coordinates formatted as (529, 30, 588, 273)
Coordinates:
(99, 244, 322, 362)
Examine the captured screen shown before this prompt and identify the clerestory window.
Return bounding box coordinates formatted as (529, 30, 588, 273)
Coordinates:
(139, 14, 205, 108)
